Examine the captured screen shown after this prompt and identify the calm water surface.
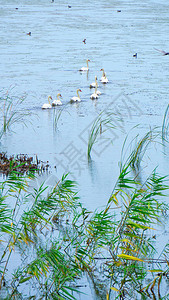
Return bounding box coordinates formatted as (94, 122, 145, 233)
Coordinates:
(0, 0, 169, 298)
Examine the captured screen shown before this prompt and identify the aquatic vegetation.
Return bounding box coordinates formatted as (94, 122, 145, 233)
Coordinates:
(87, 110, 122, 159)
(106, 165, 169, 299)
(0, 160, 168, 299)
(0, 92, 31, 139)
(162, 104, 169, 141)
(0, 172, 83, 299)
(120, 129, 160, 172)
(0, 105, 169, 298)
(0, 152, 50, 175)
(53, 104, 70, 131)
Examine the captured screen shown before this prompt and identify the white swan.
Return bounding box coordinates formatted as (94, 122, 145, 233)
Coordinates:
(101, 72, 109, 84)
(70, 89, 82, 102)
(79, 59, 90, 71)
(52, 93, 62, 106)
(90, 86, 99, 99)
(42, 96, 52, 109)
(90, 76, 99, 88)
(96, 82, 101, 95)
(100, 68, 106, 81)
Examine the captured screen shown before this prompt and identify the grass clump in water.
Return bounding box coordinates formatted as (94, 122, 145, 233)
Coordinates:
(87, 109, 122, 159)
(0, 91, 31, 139)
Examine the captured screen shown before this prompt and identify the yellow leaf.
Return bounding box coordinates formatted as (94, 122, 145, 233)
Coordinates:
(110, 287, 119, 292)
(104, 205, 110, 214)
(86, 229, 93, 236)
(115, 261, 122, 266)
(117, 254, 144, 262)
(106, 292, 109, 300)
(127, 221, 155, 230)
(121, 238, 134, 247)
(148, 269, 163, 273)
(108, 192, 119, 205)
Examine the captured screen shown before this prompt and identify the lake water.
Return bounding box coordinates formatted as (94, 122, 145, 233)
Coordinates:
(0, 0, 169, 298)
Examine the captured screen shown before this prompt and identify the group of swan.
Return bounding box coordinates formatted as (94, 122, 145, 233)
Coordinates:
(42, 90, 82, 108)
(79, 60, 109, 84)
(89, 68, 108, 100)
(42, 60, 109, 108)
(42, 94, 62, 109)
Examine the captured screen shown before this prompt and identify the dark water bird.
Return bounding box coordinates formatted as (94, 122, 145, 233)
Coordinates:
(68, 5, 71, 8)
(154, 48, 169, 55)
(83, 39, 86, 44)
(117, 10, 121, 12)
(133, 53, 137, 58)
(15, 7, 18, 10)
(27, 32, 31, 36)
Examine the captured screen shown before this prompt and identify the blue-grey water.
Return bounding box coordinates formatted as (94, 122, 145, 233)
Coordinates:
(0, 0, 169, 298)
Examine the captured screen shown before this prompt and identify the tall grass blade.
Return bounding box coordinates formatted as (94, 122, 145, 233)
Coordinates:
(162, 104, 169, 141)
(87, 110, 120, 158)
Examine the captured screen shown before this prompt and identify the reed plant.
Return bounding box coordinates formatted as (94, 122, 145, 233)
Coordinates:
(76, 162, 169, 299)
(87, 110, 121, 159)
(0, 132, 169, 299)
(86, 124, 169, 299)
(0, 172, 86, 299)
(53, 104, 70, 131)
(162, 104, 169, 141)
(0, 92, 31, 139)
(120, 128, 161, 173)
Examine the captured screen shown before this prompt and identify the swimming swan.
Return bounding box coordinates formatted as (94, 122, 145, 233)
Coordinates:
(42, 96, 52, 109)
(96, 82, 101, 95)
(90, 76, 99, 88)
(90, 86, 99, 99)
(100, 68, 106, 81)
(70, 89, 82, 102)
(52, 93, 62, 106)
(79, 59, 90, 71)
(101, 72, 109, 84)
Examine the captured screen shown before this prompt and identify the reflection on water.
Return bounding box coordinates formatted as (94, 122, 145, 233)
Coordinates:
(0, 0, 169, 298)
